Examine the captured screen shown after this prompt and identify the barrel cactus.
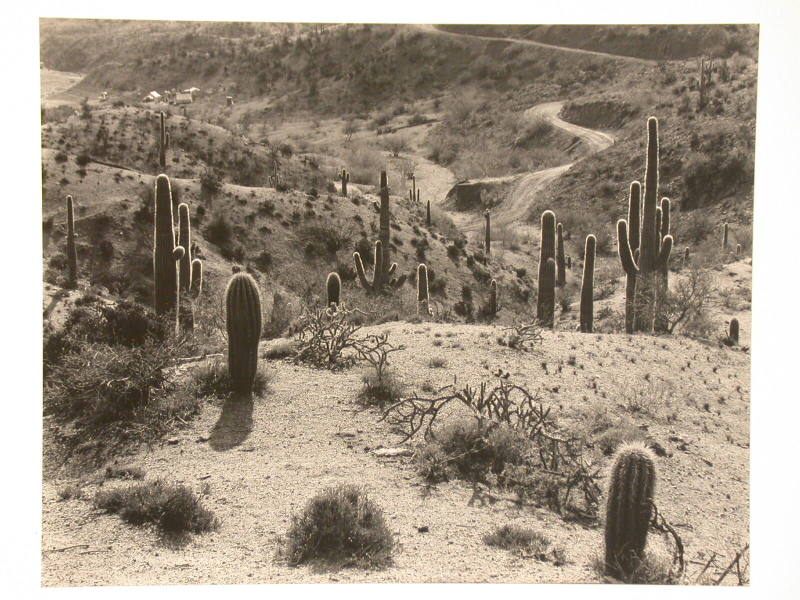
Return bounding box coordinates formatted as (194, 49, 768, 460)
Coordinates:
(580, 235, 596, 333)
(729, 318, 740, 345)
(190, 258, 203, 299)
(65, 195, 78, 287)
(604, 442, 656, 580)
(489, 279, 498, 316)
(153, 175, 185, 320)
(225, 273, 263, 395)
(326, 271, 341, 307)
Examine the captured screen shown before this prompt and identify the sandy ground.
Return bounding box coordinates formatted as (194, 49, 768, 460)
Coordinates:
(42, 321, 749, 586)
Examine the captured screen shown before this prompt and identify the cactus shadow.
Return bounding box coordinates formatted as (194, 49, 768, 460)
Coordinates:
(209, 393, 254, 451)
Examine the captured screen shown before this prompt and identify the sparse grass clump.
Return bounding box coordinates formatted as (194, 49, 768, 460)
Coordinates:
(94, 479, 219, 535)
(191, 360, 270, 399)
(484, 524, 566, 564)
(105, 465, 146, 480)
(358, 370, 404, 407)
(280, 484, 393, 569)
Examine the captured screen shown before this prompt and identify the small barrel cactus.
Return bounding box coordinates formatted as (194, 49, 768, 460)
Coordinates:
(66, 195, 78, 287)
(190, 258, 203, 299)
(604, 442, 656, 580)
(580, 235, 596, 333)
(326, 271, 341, 307)
(225, 273, 263, 395)
(729, 318, 740, 345)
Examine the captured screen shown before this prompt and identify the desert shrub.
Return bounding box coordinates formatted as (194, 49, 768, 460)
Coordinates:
(205, 213, 233, 247)
(355, 331, 406, 406)
(262, 338, 300, 359)
(200, 168, 223, 196)
(281, 484, 393, 568)
(358, 370, 404, 407)
(497, 321, 543, 351)
(262, 291, 294, 339)
(659, 266, 714, 334)
(94, 480, 218, 534)
(484, 524, 565, 564)
(298, 222, 353, 258)
(105, 465, 146, 480)
(416, 418, 528, 483)
(293, 304, 364, 368)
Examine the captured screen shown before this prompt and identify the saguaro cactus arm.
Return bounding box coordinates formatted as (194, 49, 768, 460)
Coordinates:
(617, 220, 639, 276)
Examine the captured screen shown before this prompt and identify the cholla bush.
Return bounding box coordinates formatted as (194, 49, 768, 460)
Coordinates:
(280, 484, 393, 568)
(386, 380, 603, 518)
(497, 321, 544, 351)
(292, 303, 366, 368)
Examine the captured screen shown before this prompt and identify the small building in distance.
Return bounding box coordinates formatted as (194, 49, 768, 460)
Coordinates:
(143, 90, 162, 103)
(175, 92, 193, 105)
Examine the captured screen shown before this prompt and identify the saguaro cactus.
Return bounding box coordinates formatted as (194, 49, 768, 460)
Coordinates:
(65, 195, 78, 287)
(326, 271, 341, 307)
(604, 442, 656, 580)
(153, 174, 185, 319)
(417, 263, 430, 316)
(722, 223, 729, 250)
(654, 197, 671, 333)
(225, 272, 262, 395)
(580, 235, 596, 333)
(158, 112, 167, 169)
(729, 318, 740, 345)
(426, 199, 431, 227)
(617, 118, 673, 333)
(537, 210, 557, 327)
(556, 222, 566, 287)
(489, 279, 498, 316)
(353, 172, 402, 293)
(190, 258, 203, 299)
(484, 209, 491, 255)
(177, 203, 193, 293)
(341, 169, 349, 197)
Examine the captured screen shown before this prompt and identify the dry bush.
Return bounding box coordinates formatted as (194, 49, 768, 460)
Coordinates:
(280, 484, 393, 568)
(660, 266, 714, 335)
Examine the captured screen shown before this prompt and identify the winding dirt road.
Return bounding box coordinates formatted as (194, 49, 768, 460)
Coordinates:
(421, 100, 616, 239)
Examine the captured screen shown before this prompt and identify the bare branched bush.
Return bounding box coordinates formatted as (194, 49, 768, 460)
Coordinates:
(292, 303, 365, 369)
(497, 321, 544, 352)
(659, 266, 714, 334)
(383, 380, 602, 518)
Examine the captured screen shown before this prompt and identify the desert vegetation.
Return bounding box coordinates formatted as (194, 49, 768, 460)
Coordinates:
(40, 20, 753, 587)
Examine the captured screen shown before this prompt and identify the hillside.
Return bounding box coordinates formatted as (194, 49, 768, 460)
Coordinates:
(40, 20, 755, 587)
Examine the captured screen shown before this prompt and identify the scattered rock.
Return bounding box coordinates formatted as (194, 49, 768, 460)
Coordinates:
(167, 438, 180, 445)
(417, 526, 429, 533)
(372, 447, 413, 458)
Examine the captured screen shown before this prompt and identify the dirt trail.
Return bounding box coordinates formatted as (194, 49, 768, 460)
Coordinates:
(416, 100, 615, 239)
(416, 24, 656, 66)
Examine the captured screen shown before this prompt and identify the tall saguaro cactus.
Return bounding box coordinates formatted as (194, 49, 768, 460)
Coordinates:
(580, 235, 596, 333)
(153, 175, 185, 320)
(722, 223, 729, 250)
(556, 222, 566, 287)
(618, 183, 641, 334)
(341, 169, 349, 197)
(353, 172, 402, 293)
(158, 112, 167, 169)
(484, 210, 491, 255)
(604, 442, 656, 580)
(65, 195, 78, 287)
(225, 273, 262, 395)
(489, 279, 498, 316)
(326, 271, 341, 307)
(426, 199, 431, 227)
(537, 210, 557, 327)
(417, 263, 430, 316)
(617, 118, 673, 333)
